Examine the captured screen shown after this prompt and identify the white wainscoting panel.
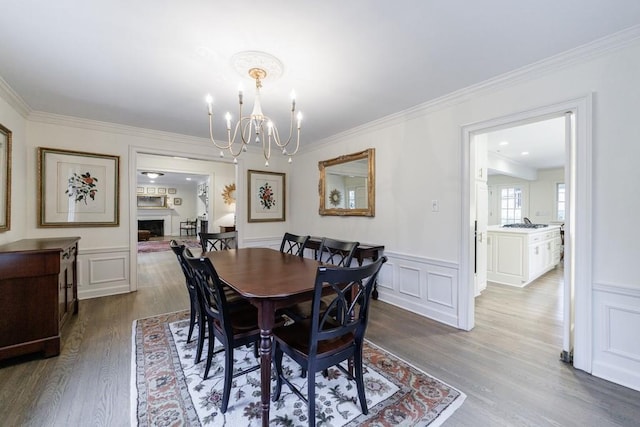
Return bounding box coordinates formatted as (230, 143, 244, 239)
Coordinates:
(592, 282, 640, 392)
(78, 246, 131, 299)
(427, 270, 456, 309)
(241, 240, 461, 327)
(378, 260, 395, 292)
(398, 265, 421, 298)
(243, 236, 281, 250)
(377, 251, 459, 327)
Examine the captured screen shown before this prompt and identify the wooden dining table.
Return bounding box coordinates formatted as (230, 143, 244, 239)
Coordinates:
(203, 247, 323, 426)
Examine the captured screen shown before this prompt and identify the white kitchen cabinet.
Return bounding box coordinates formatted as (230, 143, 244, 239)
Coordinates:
(487, 225, 561, 287)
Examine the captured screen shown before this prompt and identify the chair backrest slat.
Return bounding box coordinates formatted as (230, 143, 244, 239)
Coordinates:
(317, 237, 359, 267)
(279, 232, 310, 257)
(169, 240, 196, 294)
(199, 231, 238, 252)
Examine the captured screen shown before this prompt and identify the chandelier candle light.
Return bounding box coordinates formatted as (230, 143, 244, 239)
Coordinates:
(205, 56, 302, 166)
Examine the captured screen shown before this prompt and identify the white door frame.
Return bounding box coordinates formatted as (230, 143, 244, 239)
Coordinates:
(459, 95, 593, 372)
(128, 145, 240, 292)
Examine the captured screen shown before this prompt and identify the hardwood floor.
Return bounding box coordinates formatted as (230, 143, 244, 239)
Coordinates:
(1, 251, 639, 426)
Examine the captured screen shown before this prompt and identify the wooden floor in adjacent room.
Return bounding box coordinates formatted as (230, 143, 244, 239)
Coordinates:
(1, 250, 639, 426)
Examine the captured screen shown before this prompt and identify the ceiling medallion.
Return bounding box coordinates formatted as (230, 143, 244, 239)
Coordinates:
(230, 51, 284, 81)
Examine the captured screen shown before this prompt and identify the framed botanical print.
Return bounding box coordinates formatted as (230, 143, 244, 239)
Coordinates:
(38, 147, 119, 227)
(247, 170, 285, 222)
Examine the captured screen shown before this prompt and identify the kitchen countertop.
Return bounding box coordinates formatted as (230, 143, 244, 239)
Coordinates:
(488, 224, 561, 234)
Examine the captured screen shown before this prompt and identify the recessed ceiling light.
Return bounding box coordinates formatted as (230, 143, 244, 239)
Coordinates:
(149, 180, 155, 183)
(499, 141, 509, 146)
(141, 171, 164, 179)
(186, 177, 192, 181)
(521, 151, 529, 156)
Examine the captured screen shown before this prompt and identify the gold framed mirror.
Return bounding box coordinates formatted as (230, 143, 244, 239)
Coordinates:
(0, 124, 11, 232)
(319, 148, 375, 216)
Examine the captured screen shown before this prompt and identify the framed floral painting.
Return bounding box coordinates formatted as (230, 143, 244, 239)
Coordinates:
(38, 147, 120, 227)
(247, 170, 285, 222)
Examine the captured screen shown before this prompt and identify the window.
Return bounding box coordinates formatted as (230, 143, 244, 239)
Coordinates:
(348, 190, 356, 209)
(556, 183, 565, 221)
(500, 187, 522, 225)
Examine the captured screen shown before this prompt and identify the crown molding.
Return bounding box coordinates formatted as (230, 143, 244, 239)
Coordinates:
(27, 110, 213, 147)
(304, 24, 640, 154)
(0, 75, 31, 118)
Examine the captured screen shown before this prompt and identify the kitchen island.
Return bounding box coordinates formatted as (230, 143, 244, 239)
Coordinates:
(487, 224, 562, 287)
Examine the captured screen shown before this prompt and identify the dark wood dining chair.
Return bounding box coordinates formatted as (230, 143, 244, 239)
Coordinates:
(170, 240, 250, 364)
(169, 240, 200, 346)
(184, 252, 261, 413)
(283, 237, 359, 323)
(279, 232, 310, 257)
(272, 256, 387, 427)
(199, 231, 237, 252)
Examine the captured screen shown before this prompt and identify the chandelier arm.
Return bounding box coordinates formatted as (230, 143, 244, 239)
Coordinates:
(225, 121, 247, 158)
(208, 114, 233, 150)
(263, 127, 271, 161)
(268, 111, 295, 149)
(285, 127, 301, 156)
(240, 117, 253, 145)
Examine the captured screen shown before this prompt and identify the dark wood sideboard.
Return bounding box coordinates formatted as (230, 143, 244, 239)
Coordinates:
(306, 237, 385, 299)
(0, 237, 80, 361)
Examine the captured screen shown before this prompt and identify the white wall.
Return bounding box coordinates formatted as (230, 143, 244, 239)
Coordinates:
(2, 32, 639, 392)
(290, 37, 640, 390)
(6, 115, 291, 299)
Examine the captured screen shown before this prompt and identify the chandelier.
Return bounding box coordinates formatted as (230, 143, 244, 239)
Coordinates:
(205, 52, 302, 166)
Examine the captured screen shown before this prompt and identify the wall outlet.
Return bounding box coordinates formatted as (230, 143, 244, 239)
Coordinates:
(432, 200, 439, 212)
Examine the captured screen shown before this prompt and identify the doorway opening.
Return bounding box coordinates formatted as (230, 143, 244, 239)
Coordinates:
(460, 96, 593, 372)
(130, 149, 238, 292)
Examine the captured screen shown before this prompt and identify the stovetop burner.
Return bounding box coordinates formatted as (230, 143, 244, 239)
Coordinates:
(502, 223, 548, 229)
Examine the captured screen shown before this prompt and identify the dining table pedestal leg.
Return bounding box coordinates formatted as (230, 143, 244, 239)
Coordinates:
(256, 300, 275, 427)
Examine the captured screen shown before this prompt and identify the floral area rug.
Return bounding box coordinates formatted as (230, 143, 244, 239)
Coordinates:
(137, 239, 200, 253)
(132, 311, 465, 426)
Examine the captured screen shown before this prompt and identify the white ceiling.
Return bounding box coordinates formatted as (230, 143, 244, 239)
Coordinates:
(485, 116, 566, 170)
(137, 170, 208, 187)
(2, 1, 640, 150)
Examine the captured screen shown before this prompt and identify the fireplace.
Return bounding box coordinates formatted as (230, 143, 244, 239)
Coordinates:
(138, 219, 164, 237)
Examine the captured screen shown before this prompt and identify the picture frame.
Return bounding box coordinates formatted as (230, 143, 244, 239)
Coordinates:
(38, 147, 119, 227)
(247, 169, 285, 222)
(136, 186, 144, 194)
(147, 187, 155, 194)
(0, 124, 12, 232)
(174, 197, 182, 206)
(157, 187, 166, 194)
(168, 188, 177, 194)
